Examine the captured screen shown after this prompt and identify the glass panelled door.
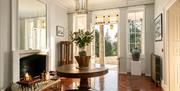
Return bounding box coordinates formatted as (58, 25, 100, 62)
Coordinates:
(94, 24, 118, 68)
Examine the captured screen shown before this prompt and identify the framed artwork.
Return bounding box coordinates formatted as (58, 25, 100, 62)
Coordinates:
(56, 26, 64, 37)
(155, 13, 163, 41)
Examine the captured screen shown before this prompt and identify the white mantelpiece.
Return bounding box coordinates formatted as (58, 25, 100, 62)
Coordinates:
(12, 50, 43, 82)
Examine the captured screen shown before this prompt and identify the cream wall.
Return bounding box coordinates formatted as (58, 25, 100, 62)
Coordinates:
(0, 0, 69, 90)
(154, 0, 173, 89)
(68, 4, 154, 75)
(144, 4, 154, 76)
(121, 4, 154, 75)
(68, 14, 73, 34)
(47, 0, 69, 71)
(11, 0, 69, 72)
(154, 0, 168, 55)
(0, 0, 11, 90)
(119, 8, 128, 73)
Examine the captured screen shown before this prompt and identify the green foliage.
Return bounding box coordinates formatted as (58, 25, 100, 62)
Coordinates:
(70, 29, 94, 49)
(112, 42, 117, 55)
(131, 47, 141, 61)
(105, 29, 118, 56)
(105, 39, 112, 56)
(95, 28, 118, 57)
(131, 47, 141, 54)
(95, 30, 99, 57)
(129, 19, 142, 53)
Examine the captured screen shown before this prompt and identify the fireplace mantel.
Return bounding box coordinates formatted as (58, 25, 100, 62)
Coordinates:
(12, 50, 47, 82)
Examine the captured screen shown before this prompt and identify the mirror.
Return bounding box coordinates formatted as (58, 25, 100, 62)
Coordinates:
(18, 0, 47, 50)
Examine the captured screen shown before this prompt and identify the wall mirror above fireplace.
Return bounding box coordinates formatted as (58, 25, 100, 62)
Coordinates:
(18, 0, 47, 50)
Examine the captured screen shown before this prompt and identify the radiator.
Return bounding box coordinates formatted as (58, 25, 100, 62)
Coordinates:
(151, 54, 162, 86)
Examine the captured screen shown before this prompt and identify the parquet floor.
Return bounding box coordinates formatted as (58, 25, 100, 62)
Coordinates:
(119, 74, 163, 91)
(59, 70, 163, 91)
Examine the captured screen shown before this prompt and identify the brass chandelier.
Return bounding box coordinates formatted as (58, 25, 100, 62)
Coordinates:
(75, 0, 88, 14)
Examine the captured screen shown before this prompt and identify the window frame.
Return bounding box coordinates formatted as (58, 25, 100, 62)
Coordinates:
(127, 8, 145, 57)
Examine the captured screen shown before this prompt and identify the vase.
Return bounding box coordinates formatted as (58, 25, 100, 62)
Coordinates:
(79, 47, 86, 56)
(75, 56, 91, 68)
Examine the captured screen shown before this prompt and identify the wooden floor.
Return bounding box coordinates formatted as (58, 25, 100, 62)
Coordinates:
(59, 70, 163, 91)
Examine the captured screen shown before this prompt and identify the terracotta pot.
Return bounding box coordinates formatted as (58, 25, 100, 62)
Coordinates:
(75, 56, 91, 68)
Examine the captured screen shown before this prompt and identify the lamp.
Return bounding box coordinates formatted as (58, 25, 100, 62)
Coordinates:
(75, 0, 88, 14)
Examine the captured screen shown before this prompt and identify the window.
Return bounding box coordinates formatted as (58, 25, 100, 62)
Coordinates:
(73, 14, 87, 56)
(128, 11, 144, 55)
(94, 14, 119, 57)
(73, 14, 87, 32)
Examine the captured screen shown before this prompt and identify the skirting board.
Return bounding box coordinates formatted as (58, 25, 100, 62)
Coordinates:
(161, 80, 168, 91)
(145, 74, 151, 77)
(119, 71, 151, 76)
(119, 72, 151, 77)
(118, 72, 127, 74)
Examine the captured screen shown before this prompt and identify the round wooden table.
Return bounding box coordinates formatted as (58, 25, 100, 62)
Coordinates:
(56, 64, 108, 90)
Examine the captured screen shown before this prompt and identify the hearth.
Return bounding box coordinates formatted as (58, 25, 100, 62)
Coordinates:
(20, 54, 46, 80)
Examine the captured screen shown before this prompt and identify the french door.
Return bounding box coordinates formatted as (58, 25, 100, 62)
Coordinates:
(93, 24, 118, 66)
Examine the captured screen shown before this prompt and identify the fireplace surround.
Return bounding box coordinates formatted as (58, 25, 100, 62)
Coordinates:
(13, 50, 47, 82)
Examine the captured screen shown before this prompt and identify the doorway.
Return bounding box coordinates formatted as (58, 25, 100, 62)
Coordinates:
(165, 0, 180, 91)
(94, 23, 118, 70)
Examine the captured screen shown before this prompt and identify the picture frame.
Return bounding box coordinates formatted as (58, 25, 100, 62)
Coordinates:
(56, 26, 64, 37)
(154, 13, 163, 41)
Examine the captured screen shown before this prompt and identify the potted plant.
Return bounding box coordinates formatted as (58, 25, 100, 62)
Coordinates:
(131, 48, 141, 61)
(70, 29, 94, 68)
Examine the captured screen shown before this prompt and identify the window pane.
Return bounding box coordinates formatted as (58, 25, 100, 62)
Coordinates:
(139, 21, 142, 32)
(136, 43, 141, 51)
(128, 13, 135, 20)
(95, 25, 100, 57)
(130, 33, 135, 43)
(130, 44, 135, 53)
(105, 24, 118, 56)
(136, 33, 141, 44)
(136, 12, 143, 20)
(128, 11, 144, 54)
(129, 20, 136, 32)
(135, 20, 141, 32)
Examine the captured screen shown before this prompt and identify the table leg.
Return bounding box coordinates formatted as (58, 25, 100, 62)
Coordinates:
(79, 77, 90, 90)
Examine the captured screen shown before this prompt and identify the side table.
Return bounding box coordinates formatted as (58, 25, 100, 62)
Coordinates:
(56, 64, 108, 90)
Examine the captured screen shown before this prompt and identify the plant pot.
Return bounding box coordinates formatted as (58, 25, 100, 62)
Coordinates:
(131, 48, 141, 61)
(75, 56, 91, 68)
(132, 53, 140, 61)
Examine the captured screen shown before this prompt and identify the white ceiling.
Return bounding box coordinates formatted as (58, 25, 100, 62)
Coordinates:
(57, 0, 154, 13)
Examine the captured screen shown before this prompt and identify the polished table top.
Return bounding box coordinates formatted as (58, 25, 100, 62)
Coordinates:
(56, 64, 108, 78)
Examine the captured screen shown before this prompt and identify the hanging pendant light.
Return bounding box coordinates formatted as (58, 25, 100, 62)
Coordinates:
(75, 0, 88, 14)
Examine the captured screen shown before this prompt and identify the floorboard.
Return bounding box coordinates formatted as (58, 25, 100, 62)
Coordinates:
(59, 70, 163, 91)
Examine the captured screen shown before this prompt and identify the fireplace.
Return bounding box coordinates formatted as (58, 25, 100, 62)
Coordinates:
(20, 54, 46, 79)
(12, 50, 48, 82)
